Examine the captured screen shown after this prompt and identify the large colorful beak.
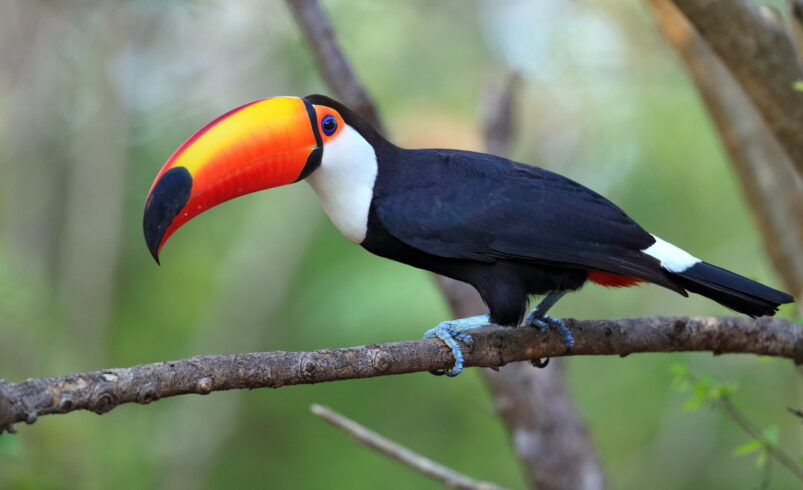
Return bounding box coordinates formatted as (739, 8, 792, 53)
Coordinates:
(143, 96, 322, 263)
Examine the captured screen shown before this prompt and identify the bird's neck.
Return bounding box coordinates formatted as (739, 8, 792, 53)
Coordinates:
(305, 125, 383, 244)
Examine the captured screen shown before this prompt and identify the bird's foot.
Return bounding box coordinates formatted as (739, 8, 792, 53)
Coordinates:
(423, 314, 489, 377)
(525, 312, 574, 368)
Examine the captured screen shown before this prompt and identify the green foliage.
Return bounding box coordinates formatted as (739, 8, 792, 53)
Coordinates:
(733, 426, 779, 469)
(669, 363, 737, 411)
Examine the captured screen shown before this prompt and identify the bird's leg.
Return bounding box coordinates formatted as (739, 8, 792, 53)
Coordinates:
(423, 314, 490, 377)
(525, 291, 573, 367)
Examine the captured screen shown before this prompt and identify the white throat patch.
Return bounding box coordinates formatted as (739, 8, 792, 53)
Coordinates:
(305, 125, 378, 244)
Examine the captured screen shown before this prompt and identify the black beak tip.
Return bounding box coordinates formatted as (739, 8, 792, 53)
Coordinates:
(148, 245, 161, 266)
(143, 219, 163, 265)
(143, 166, 193, 266)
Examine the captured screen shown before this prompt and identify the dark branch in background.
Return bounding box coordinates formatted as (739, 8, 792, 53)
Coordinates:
(477, 77, 607, 490)
(311, 404, 510, 490)
(285, 0, 384, 133)
(651, 0, 803, 303)
(482, 71, 521, 157)
(670, 0, 803, 177)
(284, 2, 607, 485)
(0, 316, 800, 435)
(792, 0, 803, 55)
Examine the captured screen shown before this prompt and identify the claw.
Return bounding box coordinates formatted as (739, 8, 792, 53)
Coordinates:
(423, 315, 489, 377)
(424, 322, 468, 376)
(526, 314, 574, 352)
(454, 332, 475, 350)
(527, 316, 551, 334)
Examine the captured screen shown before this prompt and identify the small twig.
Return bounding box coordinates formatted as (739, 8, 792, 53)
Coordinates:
(720, 397, 803, 481)
(310, 404, 509, 490)
(787, 406, 803, 421)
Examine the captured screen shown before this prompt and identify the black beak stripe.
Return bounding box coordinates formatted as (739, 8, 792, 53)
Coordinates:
(296, 97, 324, 182)
(143, 166, 193, 264)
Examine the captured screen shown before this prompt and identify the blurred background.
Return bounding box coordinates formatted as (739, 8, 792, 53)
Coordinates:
(0, 0, 799, 488)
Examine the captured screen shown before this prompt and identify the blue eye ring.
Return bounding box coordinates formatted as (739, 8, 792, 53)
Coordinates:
(321, 115, 337, 136)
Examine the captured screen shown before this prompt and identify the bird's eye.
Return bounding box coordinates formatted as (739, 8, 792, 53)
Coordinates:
(321, 115, 337, 136)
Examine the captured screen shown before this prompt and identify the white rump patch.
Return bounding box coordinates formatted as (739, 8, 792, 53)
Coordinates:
(642, 234, 700, 273)
(306, 125, 378, 244)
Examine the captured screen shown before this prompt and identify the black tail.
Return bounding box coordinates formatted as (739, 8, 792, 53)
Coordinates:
(669, 262, 794, 317)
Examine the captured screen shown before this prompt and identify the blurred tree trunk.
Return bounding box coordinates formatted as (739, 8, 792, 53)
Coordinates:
(57, 2, 128, 367)
(0, 2, 71, 285)
(475, 74, 606, 490)
(287, 2, 608, 488)
(652, 0, 803, 305)
(670, 0, 803, 178)
(438, 275, 608, 490)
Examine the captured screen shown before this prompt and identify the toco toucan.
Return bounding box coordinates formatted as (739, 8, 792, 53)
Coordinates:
(144, 95, 794, 376)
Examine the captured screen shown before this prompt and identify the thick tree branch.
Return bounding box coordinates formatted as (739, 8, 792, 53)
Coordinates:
(0, 316, 799, 435)
(671, 0, 803, 176)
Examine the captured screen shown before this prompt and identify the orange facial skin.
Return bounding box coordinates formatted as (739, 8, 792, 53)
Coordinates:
(313, 104, 344, 143)
(144, 96, 325, 261)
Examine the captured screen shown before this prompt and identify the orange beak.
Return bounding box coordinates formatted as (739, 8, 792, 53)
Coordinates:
(143, 96, 322, 263)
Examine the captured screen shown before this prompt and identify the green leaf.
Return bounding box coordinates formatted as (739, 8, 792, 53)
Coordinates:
(762, 426, 779, 446)
(669, 363, 690, 389)
(733, 439, 763, 456)
(794, 81, 803, 91)
(709, 382, 737, 400)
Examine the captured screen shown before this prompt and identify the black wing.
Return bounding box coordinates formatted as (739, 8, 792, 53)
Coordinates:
(373, 149, 675, 287)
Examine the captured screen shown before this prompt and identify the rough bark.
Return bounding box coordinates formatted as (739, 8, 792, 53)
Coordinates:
(671, 0, 803, 176)
(1, 315, 800, 435)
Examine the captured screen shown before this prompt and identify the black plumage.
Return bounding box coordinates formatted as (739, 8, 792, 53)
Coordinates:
(305, 94, 793, 325)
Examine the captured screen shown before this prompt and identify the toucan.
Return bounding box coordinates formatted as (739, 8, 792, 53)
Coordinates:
(144, 95, 794, 376)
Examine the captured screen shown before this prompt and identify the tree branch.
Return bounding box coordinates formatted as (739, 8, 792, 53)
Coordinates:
(311, 404, 510, 490)
(651, 0, 803, 304)
(285, 0, 384, 133)
(0, 316, 799, 435)
(670, 0, 803, 176)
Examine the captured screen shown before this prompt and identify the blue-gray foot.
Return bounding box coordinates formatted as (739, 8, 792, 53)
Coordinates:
(423, 314, 490, 377)
(525, 312, 575, 352)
